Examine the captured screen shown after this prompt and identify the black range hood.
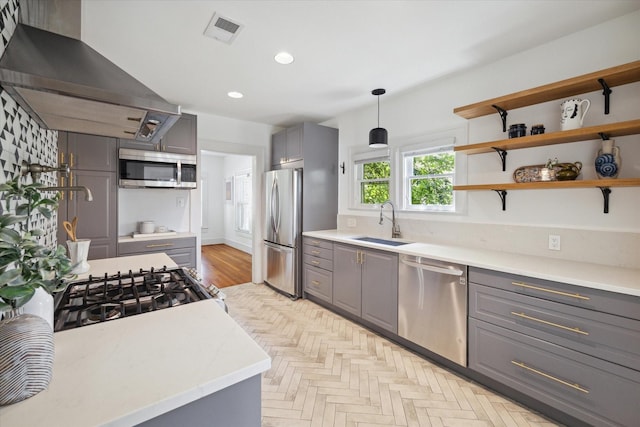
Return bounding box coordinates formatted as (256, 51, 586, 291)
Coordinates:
(0, 24, 181, 143)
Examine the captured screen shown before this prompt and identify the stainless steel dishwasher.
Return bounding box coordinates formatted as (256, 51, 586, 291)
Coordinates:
(398, 254, 467, 366)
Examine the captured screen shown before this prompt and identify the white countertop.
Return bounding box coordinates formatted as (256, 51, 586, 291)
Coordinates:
(118, 232, 196, 244)
(0, 255, 271, 427)
(303, 230, 640, 297)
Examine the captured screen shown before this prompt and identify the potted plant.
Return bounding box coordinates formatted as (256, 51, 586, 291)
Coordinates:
(0, 175, 75, 406)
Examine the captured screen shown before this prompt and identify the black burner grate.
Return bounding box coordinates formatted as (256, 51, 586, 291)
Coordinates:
(53, 266, 211, 332)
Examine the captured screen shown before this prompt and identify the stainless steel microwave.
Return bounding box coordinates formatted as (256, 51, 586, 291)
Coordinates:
(118, 148, 197, 189)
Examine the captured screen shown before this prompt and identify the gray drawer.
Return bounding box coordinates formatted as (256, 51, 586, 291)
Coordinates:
(303, 253, 333, 271)
(119, 236, 196, 254)
(469, 267, 640, 320)
(303, 244, 333, 261)
(469, 318, 640, 427)
(304, 265, 332, 303)
(470, 283, 640, 371)
(303, 237, 333, 250)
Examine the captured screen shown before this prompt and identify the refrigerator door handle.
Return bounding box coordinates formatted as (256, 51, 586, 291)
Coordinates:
(270, 177, 278, 236)
(273, 178, 281, 235)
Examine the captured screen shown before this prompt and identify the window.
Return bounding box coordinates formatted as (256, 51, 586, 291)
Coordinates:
(234, 171, 252, 234)
(353, 150, 391, 208)
(401, 141, 455, 212)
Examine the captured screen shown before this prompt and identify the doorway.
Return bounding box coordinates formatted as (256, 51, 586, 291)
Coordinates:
(200, 151, 255, 287)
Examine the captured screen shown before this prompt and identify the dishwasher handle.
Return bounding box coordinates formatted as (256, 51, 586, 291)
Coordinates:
(400, 257, 464, 276)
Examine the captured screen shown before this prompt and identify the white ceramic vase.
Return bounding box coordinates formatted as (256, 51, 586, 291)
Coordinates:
(67, 239, 91, 274)
(21, 287, 54, 330)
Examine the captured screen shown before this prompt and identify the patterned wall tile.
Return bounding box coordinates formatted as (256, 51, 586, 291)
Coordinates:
(0, 0, 59, 247)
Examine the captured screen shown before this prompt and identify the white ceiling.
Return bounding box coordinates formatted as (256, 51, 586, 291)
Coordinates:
(81, 1, 640, 128)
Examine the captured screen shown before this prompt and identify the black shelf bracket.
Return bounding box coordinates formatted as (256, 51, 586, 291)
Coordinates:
(492, 105, 508, 132)
(339, 162, 345, 174)
(598, 132, 610, 141)
(598, 187, 612, 214)
(493, 189, 507, 211)
(598, 78, 612, 115)
(492, 147, 508, 171)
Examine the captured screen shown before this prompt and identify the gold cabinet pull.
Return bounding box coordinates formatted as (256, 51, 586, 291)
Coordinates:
(59, 176, 65, 200)
(69, 152, 74, 168)
(311, 250, 321, 255)
(511, 360, 589, 394)
(69, 172, 73, 200)
(511, 311, 589, 336)
(60, 151, 65, 164)
(512, 281, 590, 301)
(311, 280, 321, 286)
(311, 260, 320, 265)
(311, 240, 321, 245)
(361, 251, 365, 264)
(145, 243, 174, 248)
(356, 250, 361, 264)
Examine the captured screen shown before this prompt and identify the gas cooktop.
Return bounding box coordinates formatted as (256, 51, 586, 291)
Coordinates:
(53, 266, 220, 332)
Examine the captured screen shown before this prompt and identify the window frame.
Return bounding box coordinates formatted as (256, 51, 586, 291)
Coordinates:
(350, 148, 392, 210)
(400, 139, 456, 212)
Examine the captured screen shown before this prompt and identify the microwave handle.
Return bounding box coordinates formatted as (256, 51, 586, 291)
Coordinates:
(177, 160, 182, 185)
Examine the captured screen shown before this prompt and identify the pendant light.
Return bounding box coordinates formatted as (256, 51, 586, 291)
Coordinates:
(369, 88, 388, 148)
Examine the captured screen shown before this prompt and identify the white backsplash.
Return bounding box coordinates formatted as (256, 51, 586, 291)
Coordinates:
(118, 189, 192, 236)
(337, 214, 639, 269)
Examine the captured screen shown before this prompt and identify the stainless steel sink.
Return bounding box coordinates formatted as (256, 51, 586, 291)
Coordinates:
(352, 236, 411, 246)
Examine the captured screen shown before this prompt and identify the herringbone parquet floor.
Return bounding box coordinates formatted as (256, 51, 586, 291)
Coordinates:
(223, 282, 561, 427)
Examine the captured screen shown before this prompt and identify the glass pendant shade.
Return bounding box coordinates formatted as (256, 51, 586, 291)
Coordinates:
(369, 127, 388, 147)
(369, 88, 387, 148)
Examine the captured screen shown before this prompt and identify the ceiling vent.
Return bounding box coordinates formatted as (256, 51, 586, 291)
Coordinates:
(204, 13, 243, 44)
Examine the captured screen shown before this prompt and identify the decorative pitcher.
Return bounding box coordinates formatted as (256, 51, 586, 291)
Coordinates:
(560, 98, 590, 130)
(67, 239, 91, 274)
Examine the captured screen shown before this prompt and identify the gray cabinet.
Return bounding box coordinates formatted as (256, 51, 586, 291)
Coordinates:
(333, 243, 398, 333)
(333, 244, 362, 317)
(271, 123, 303, 166)
(303, 238, 333, 303)
(468, 267, 640, 426)
(119, 113, 197, 155)
(57, 132, 117, 260)
(118, 236, 197, 268)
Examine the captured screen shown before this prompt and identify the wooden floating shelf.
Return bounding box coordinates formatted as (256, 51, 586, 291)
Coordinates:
(454, 60, 640, 119)
(454, 119, 640, 155)
(454, 178, 640, 191)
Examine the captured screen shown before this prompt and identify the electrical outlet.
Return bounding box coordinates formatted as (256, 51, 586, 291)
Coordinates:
(347, 218, 357, 228)
(548, 234, 561, 251)
(176, 197, 186, 208)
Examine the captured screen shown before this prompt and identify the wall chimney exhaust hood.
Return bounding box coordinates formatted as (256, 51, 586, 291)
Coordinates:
(0, 24, 181, 143)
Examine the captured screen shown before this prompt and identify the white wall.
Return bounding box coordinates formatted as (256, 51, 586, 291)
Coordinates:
(333, 10, 640, 267)
(200, 153, 225, 244)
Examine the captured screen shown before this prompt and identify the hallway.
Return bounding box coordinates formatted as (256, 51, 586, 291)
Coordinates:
(201, 244, 252, 288)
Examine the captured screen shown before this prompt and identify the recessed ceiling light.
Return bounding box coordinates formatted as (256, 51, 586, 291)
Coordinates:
(274, 51, 294, 65)
(227, 91, 244, 99)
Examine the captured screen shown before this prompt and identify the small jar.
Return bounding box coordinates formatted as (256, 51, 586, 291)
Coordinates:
(508, 123, 527, 138)
(531, 124, 545, 135)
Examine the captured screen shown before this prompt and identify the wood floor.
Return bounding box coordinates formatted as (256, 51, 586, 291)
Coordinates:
(201, 244, 252, 288)
(223, 282, 560, 427)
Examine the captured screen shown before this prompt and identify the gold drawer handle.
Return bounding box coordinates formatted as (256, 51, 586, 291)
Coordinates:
(511, 312, 589, 336)
(146, 243, 174, 248)
(512, 281, 590, 301)
(311, 240, 321, 245)
(311, 280, 321, 286)
(311, 260, 320, 265)
(311, 250, 321, 255)
(511, 360, 589, 394)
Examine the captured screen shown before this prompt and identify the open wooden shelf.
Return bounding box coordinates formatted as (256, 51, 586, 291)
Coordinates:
(454, 61, 640, 119)
(454, 119, 640, 155)
(454, 178, 640, 191)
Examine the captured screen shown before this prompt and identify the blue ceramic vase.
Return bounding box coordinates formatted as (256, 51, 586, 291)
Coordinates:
(595, 139, 621, 179)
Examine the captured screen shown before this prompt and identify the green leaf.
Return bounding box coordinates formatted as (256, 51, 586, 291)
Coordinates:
(0, 284, 34, 300)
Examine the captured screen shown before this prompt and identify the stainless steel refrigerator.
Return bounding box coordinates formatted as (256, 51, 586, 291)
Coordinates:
(263, 169, 302, 298)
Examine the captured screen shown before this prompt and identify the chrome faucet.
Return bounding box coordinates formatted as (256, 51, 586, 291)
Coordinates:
(379, 200, 401, 238)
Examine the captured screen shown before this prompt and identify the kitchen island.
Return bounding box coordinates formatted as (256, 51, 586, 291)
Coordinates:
(0, 253, 271, 427)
